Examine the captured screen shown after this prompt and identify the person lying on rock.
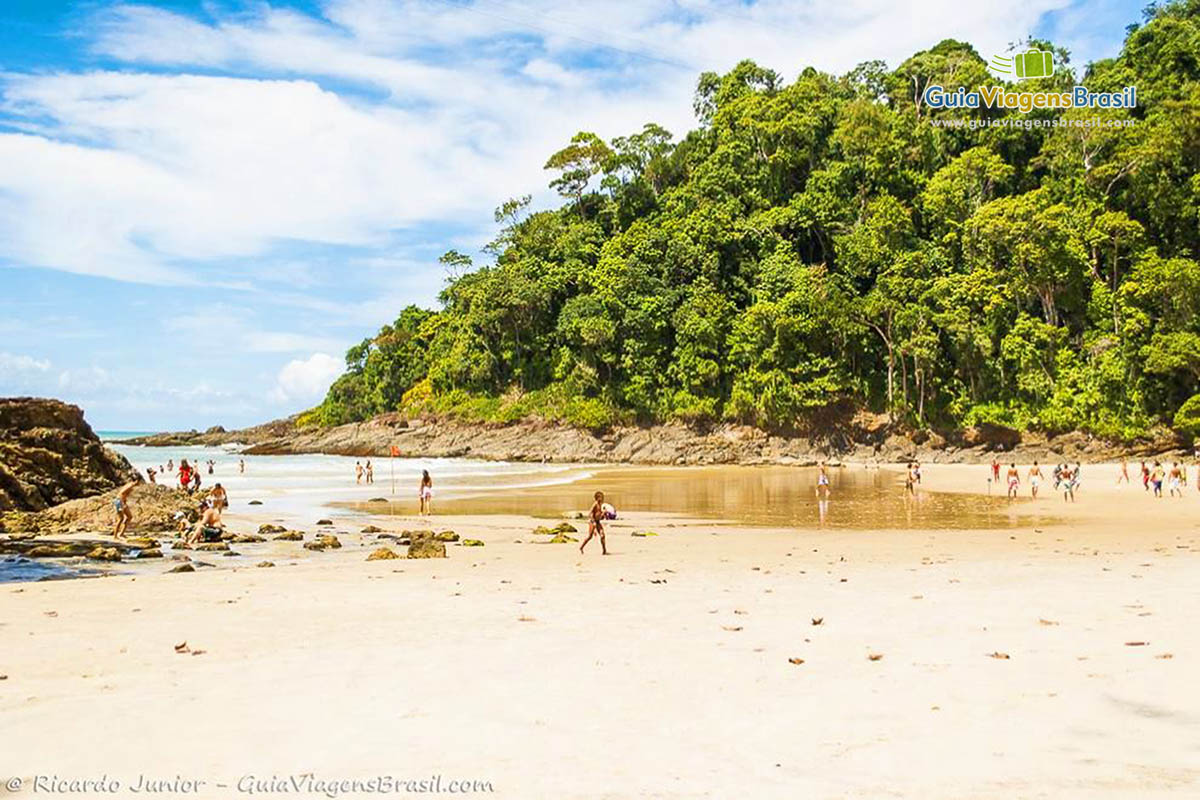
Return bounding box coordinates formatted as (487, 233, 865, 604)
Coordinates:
(187, 504, 225, 545)
(112, 481, 137, 539)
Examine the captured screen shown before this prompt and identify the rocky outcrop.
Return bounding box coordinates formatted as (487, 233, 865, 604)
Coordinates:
(0, 397, 140, 512)
(114, 408, 1188, 466)
(1, 483, 197, 535)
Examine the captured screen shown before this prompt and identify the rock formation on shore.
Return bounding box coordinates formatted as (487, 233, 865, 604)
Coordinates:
(0, 397, 140, 512)
(114, 409, 1183, 466)
(1, 483, 199, 536)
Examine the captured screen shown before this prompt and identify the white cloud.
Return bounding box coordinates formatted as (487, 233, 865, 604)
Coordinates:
(0, 352, 51, 373)
(270, 352, 344, 404)
(0, 0, 1105, 290)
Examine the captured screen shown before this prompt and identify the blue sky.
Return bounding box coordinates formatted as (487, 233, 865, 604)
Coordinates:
(0, 0, 1145, 430)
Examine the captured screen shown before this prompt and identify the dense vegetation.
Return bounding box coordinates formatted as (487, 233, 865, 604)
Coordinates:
(308, 1, 1200, 440)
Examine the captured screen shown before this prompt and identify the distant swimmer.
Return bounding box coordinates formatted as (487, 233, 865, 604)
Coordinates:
(1028, 461, 1043, 499)
(419, 469, 434, 515)
(207, 459, 215, 475)
(1006, 463, 1020, 498)
(239, 458, 245, 474)
(580, 490, 609, 555)
(112, 481, 137, 539)
(167, 459, 174, 472)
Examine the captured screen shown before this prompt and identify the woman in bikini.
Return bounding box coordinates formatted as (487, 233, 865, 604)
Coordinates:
(418, 470, 434, 515)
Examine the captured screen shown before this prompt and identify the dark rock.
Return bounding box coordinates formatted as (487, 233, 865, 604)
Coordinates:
(316, 519, 333, 526)
(0, 397, 140, 512)
(85, 546, 122, 562)
(205, 425, 226, 434)
(194, 542, 229, 552)
(273, 531, 304, 541)
(256, 561, 275, 568)
(257, 524, 287, 535)
(135, 548, 163, 559)
(231, 534, 266, 543)
(433, 531, 459, 542)
(361, 525, 383, 533)
(459, 538, 484, 547)
(248, 500, 263, 505)
(166, 563, 195, 574)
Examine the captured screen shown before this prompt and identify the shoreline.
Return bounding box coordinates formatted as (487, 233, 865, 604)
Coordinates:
(110, 414, 1192, 467)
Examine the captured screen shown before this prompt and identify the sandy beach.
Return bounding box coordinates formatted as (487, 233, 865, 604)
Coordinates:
(2, 462, 1199, 799)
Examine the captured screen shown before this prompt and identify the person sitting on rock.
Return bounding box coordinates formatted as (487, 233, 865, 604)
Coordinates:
(188, 504, 225, 545)
(112, 481, 137, 539)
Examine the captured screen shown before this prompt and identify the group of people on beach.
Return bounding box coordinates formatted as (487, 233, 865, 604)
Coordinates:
(993, 458, 1080, 501)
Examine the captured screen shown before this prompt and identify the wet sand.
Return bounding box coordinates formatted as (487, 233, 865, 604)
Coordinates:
(1, 463, 1198, 798)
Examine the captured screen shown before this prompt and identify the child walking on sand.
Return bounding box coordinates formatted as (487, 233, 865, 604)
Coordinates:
(580, 491, 608, 555)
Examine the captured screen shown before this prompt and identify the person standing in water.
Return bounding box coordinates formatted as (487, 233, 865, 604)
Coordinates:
(1005, 463, 1020, 498)
(239, 458, 245, 474)
(1028, 461, 1043, 499)
(355, 462, 363, 484)
(146, 467, 156, 484)
(580, 490, 609, 555)
(178, 459, 193, 493)
(210, 482, 229, 510)
(816, 462, 831, 498)
(365, 460, 374, 484)
(904, 462, 917, 494)
(418, 470, 434, 515)
(167, 458, 174, 473)
(112, 481, 137, 538)
(191, 467, 201, 493)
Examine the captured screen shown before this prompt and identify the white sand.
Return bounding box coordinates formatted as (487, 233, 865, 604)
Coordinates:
(1, 464, 1198, 798)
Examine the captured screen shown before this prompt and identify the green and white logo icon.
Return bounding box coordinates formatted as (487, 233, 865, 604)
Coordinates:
(990, 49, 1054, 80)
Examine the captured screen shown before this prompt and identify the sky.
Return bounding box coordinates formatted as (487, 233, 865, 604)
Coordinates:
(0, 0, 1146, 431)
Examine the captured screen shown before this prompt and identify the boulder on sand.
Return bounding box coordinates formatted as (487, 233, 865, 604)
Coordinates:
(86, 546, 122, 562)
(304, 533, 341, 552)
(273, 530, 304, 541)
(257, 524, 287, 535)
(0, 397, 140, 512)
(366, 547, 400, 561)
(406, 532, 446, 559)
(433, 531, 459, 542)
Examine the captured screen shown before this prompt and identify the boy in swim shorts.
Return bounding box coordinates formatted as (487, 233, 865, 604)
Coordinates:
(580, 491, 608, 555)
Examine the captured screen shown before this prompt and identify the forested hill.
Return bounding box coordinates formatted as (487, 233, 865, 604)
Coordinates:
(308, 1, 1200, 442)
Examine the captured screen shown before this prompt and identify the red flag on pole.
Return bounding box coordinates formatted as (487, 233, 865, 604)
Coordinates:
(390, 446, 400, 457)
